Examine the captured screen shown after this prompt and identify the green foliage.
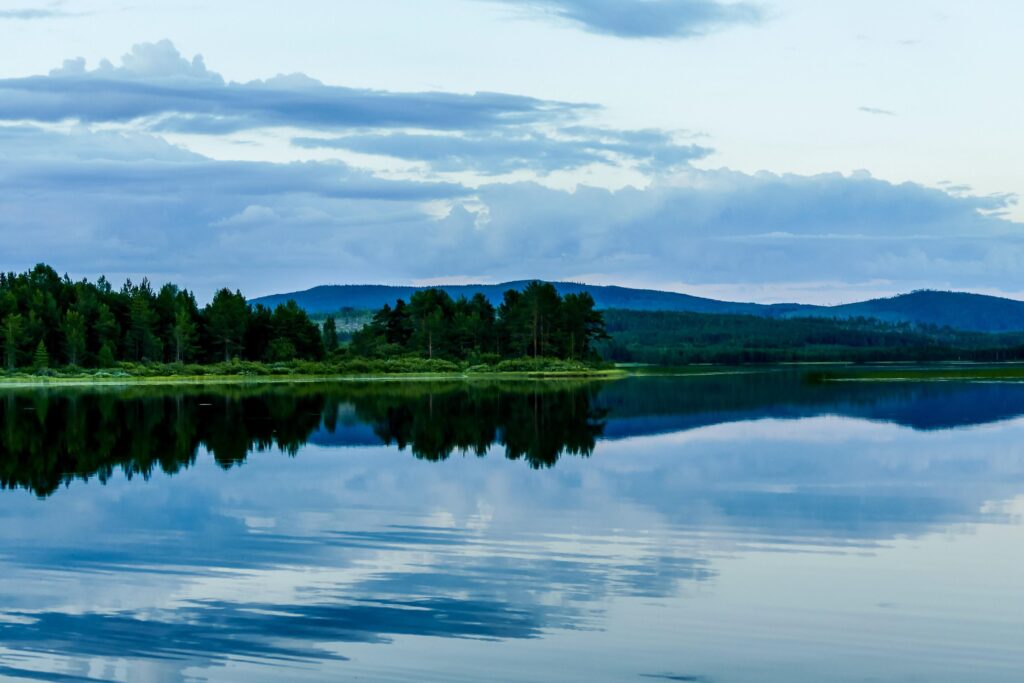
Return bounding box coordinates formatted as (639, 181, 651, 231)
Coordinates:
(322, 316, 339, 352)
(270, 300, 323, 361)
(97, 342, 116, 368)
(3, 313, 23, 370)
(598, 309, 1024, 364)
(172, 302, 197, 362)
(204, 288, 249, 362)
(0, 264, 331, 371)
(62, 309, 86, 366)
(478, 358, 604, 374)
(32, 340, 49, 370)
(126, 279, 162, 361)
(353, 281, 608, 363)
(267, 337, 297, 362)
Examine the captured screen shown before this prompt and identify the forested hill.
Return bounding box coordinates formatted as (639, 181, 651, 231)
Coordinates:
(785, 291, 1024, 333)
(250, 282, 765, 317)
(252, 283, 1024, 333)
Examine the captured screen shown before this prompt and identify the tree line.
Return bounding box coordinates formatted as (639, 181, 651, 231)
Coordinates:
(598, 309, 1024, 364)
(0, 264, 608, 370)
(350, 281, 608, 361)
(0, 264, 326, 368)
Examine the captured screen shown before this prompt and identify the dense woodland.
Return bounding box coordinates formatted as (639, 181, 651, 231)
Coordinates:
(7, 263, 1024, 372)
(0, 265, 606, 370)
(0, 265, 325, 369)
(351, 281, 608, 361)
(600, 309, 1024, 364)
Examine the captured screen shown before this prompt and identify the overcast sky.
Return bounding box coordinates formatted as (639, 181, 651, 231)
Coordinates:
(2, 0, 1022, 303)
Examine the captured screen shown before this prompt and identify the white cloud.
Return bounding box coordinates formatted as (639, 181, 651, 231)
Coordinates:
(1, 123, 1021, 301)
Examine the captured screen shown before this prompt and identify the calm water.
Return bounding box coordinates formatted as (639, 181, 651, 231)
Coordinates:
(1, 372, 1023, 682)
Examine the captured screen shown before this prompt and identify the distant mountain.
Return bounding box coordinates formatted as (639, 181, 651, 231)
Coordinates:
(781, 290, 1024, 333)
(250, 283, 1024, 334)
(251, 281, 767, 316)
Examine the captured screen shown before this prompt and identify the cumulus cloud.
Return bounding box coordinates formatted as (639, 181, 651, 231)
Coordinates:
(1, 41, 711, 178)
(0, 40, 589, 133)
(293, 127, 711, 175)
(482, 0, 764, 39)
(444, 172, 1022, 287)
(4, 41, 1021, 302)
(2, 123, 1021, 300)
(0, 126, 468, 292)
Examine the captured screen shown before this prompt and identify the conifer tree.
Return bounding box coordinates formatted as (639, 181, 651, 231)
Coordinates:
(63, 309, 87, 366)
(32, 340, 49, 370)
(97, 342, 116, 368)
(3, 313, 23, 370)
(172, 304, 197, 363)
(322, 316, 339, 353)
(205, 289, 250, 362)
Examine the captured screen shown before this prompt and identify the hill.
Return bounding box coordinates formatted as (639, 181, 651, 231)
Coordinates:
(599, 309, 1024, 364)
(251, 283, 1024, 334)
(782, 291, 1024, 333)
(250, 281, 766, 316)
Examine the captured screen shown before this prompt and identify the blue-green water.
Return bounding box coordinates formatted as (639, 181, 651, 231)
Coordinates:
(1, 373, 1023, 681)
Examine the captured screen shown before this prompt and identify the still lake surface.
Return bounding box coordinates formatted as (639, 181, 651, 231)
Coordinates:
(1, 371, 1023, 682)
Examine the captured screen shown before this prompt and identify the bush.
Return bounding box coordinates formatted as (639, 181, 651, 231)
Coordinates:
(494, 357, 596, 373)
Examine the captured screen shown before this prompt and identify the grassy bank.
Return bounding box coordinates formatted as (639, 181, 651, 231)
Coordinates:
(0, 357, 623, 387)
(809, 363, 1024, 382)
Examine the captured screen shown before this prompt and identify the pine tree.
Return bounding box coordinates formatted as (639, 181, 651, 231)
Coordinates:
(97, 342, 116, 368)
(94, 303, 119, 353)
(63, 309, 87, 366)
(3, 313, 23, 370)
(128, 287, 160, 361)
(172, 304, 197, 363)
(32, 340, 49, 370)
(205, 289, 250, 362)
(322, 316, 339, 353)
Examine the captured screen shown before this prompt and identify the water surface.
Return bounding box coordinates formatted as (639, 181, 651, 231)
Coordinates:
(1, 372, 1023, 682)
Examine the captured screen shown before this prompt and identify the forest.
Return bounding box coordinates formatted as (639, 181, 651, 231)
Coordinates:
(0, 265, 607, 371)
(350, 281, 608, 361)
(599, 309, 1024, 364)
(0, 264, 325, 369)
(7, 263, 1024, 374)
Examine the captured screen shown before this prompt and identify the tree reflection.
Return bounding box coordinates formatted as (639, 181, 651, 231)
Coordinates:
(7, 371, 1024, 498)
(0, 382, 607, 497)
(356, 384, 606, 467)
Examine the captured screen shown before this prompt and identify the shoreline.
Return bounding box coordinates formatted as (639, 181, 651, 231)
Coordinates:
(6, 361, 1024, 389)
(0, 369, 627, 389)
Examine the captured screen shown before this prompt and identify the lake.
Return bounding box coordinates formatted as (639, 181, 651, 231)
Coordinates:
(1, 371, 1023, 682)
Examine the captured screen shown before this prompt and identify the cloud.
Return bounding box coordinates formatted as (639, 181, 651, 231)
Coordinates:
(2, 122, 1021, 300)
(293, 127, 712, 175)
(2, 42, 1021, 301)
(0, 126, 471, 293)
(859, 106, 896, 116)
(0, 41, 710, 178)
(0, 8, 67, 19)
(483, 0, 764, 39)
(439, 171, 1022, 288)
(0, 40, 590, 133)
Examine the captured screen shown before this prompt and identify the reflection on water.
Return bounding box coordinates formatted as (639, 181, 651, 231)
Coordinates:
(1, 371, 1023, 682)
(1, 382, 608, 496)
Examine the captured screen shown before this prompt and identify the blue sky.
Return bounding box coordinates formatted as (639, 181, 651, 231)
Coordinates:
(1, 0, 1022, 302)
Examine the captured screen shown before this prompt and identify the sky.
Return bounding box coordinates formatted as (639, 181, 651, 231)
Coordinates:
(1, 0, 1023, 303)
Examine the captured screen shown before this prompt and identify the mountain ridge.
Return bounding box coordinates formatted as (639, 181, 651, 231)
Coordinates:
(250, 282, 1024, 334)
